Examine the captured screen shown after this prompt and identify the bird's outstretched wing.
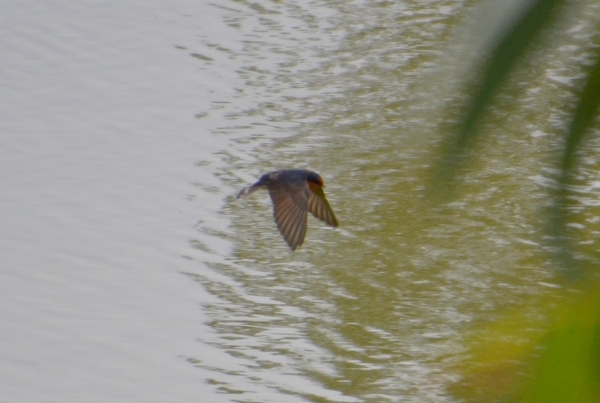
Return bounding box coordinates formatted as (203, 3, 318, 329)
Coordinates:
(268, 182, 309, 251)
(307, 186, 338, 227)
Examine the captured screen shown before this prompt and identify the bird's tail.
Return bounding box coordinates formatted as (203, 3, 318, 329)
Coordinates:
(236, 184, 263, 198)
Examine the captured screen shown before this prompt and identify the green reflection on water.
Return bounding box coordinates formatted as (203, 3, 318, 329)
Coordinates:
(213, 0, 600, 401)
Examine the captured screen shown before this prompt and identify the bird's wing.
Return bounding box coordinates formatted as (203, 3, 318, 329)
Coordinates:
(268, 183, 309, 251)
(307, 187, 338, 227)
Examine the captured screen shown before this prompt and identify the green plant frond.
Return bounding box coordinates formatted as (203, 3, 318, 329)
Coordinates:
(549, 48, 600, 279)
(432, 0, 565, 191)
(524, 289, 600, 403)
(454, 288, 600, 403)
(561, 49, 600, 177)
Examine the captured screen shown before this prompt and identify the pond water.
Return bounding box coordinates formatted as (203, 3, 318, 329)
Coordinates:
(2, 0, 599, 402)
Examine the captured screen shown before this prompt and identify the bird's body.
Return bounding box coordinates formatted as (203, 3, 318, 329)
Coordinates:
(237, 169, 338, 250)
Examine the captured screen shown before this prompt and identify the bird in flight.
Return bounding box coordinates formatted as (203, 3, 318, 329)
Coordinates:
(237, 169, 338, 250)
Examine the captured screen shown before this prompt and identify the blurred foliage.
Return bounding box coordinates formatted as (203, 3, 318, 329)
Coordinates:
(434, 0, 600, 401)
(450, 287, 600, 402)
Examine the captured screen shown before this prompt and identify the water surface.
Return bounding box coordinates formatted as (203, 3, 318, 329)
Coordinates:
(2, 0, 600, 402)
(201, 0, 600, 401)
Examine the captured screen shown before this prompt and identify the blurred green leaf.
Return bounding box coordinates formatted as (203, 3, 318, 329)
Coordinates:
(435, 1, 600, 402)
(454, 289, 600, 403)
(434, 0, 564, 185)
(551, 50, 600, 277)
(525, 291, 600, 403)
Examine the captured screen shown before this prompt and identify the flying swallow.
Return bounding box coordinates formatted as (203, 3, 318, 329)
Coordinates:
(237, 169, 338, 250)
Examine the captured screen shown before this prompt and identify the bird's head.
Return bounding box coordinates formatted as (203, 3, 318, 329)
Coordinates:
(306, 172, 324, 189)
